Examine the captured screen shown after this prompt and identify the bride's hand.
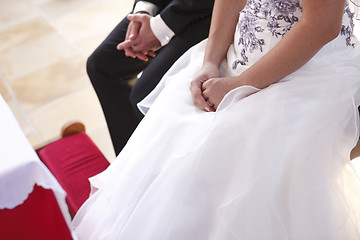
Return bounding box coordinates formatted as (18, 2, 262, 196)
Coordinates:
(201, 76, 240, 111)
(190, 64, 220, 112)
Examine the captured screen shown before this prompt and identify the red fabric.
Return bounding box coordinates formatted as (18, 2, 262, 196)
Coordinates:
(0, 185, 73, 240)
(38, 132, 109, 216)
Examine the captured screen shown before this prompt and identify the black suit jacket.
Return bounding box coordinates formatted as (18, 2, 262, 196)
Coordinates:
(134, 0, 215, 35)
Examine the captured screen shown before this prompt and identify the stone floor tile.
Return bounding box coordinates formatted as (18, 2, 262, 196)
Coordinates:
(2, 0, 139, 156)
(28, 86, 107, 147)
(27, 133, 43, 149)
(75, 31, 109, 57)
(0, 33, 78, 82)
(10, 56, 89, 112)
(30, 0, 53, 5)
(55, 0, 132, 43)
(0, 17, 55, 54)
(38, 0, 100, 21)
(0, 0, 40, 31)
(6, 99, 37, 137)
(0, 78, 11, 102)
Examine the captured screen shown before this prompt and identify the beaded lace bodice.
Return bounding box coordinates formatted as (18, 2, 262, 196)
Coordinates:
(232, 0, 356, 68)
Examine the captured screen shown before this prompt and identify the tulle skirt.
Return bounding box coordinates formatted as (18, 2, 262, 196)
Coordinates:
(73, 37, 360, 239)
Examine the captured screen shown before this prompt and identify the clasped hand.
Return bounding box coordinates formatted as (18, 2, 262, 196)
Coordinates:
(190, 64, 240, 112)
(117, 13, 161, 61)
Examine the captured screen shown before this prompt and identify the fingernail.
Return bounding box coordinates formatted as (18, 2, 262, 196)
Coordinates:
(205, 107, 210, 112)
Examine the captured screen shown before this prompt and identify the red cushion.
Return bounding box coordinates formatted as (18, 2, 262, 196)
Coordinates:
(38, 132, 109, 216)
(0, 185, 73, 240)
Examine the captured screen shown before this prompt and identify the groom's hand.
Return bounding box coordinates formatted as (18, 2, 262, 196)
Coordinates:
(117, 13, 160, 61)
(121, 19, 141, 58)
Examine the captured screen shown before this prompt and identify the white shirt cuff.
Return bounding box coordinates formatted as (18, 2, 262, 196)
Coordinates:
(150, 15, 175, 46)
(133, 1, 159, 16)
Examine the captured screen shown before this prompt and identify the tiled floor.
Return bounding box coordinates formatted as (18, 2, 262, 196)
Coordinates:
(0, 1, 359, 163)
(0, 0, 134, 162)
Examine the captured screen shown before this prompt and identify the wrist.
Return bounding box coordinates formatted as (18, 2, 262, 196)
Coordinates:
(202, 61, 220, 70)
(135, 11, 151, 15)
(236, 69, 265, 89)
(133, 1, 159, 16)
(150, 15, 175, 46)
(236, 71, 250, 85)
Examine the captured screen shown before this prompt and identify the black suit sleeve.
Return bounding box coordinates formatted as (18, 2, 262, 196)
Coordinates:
(134, 0, 214, 35)
(134, 0, 167, 11)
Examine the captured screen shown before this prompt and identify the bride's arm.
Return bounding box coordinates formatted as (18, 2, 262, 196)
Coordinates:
(201, 0, 346, 110)
(203, 0, 247, 67)
(190, 0, 247, 112)
(238, 0, 346, 88)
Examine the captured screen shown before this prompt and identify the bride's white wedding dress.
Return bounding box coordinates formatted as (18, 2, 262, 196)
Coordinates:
(73, 1, 360, 239)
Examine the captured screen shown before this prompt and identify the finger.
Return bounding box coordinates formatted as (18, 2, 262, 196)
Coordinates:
(128, 21, 140, 40)
(147, 50, 156, 57)
(117, 39, 135, 50)
(127, 14, 145, 23)
(201, 78, 211, 91)
(125, 21, 137, 40)
(124, 47, 148, 61)
(201, 89, 216, 112)
(125, 22, 131, 40)
(131, 44, 148, 54)
(201, 81, 206, 91)
(135, 53, 148, 62)
(206, 98, 216, 110)
(197, 93, 214, 112)
(202, 90, 216, 111)
(130, 41, 153, 53)
(131, 44, 140, 52)
(124, 48, 136, 58)
(190, 81, 213, 112)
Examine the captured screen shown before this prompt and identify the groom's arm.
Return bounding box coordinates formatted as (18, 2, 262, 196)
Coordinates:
(135, 0, 214, 42)
(118, 0, 214, 59)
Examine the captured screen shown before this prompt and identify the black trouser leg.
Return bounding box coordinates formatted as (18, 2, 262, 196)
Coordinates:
(87, 16, 151, 155)
(88, 14, 212, 156)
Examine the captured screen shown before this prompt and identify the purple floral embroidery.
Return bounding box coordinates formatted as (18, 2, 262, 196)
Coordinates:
(341, 5, 356, 47)
(233, 0, 356, 69)
(267, 0, 302, 37)
(268, 0, 299, 16)
(233, 0, 302, 69)
(234, 13, 265, 66)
